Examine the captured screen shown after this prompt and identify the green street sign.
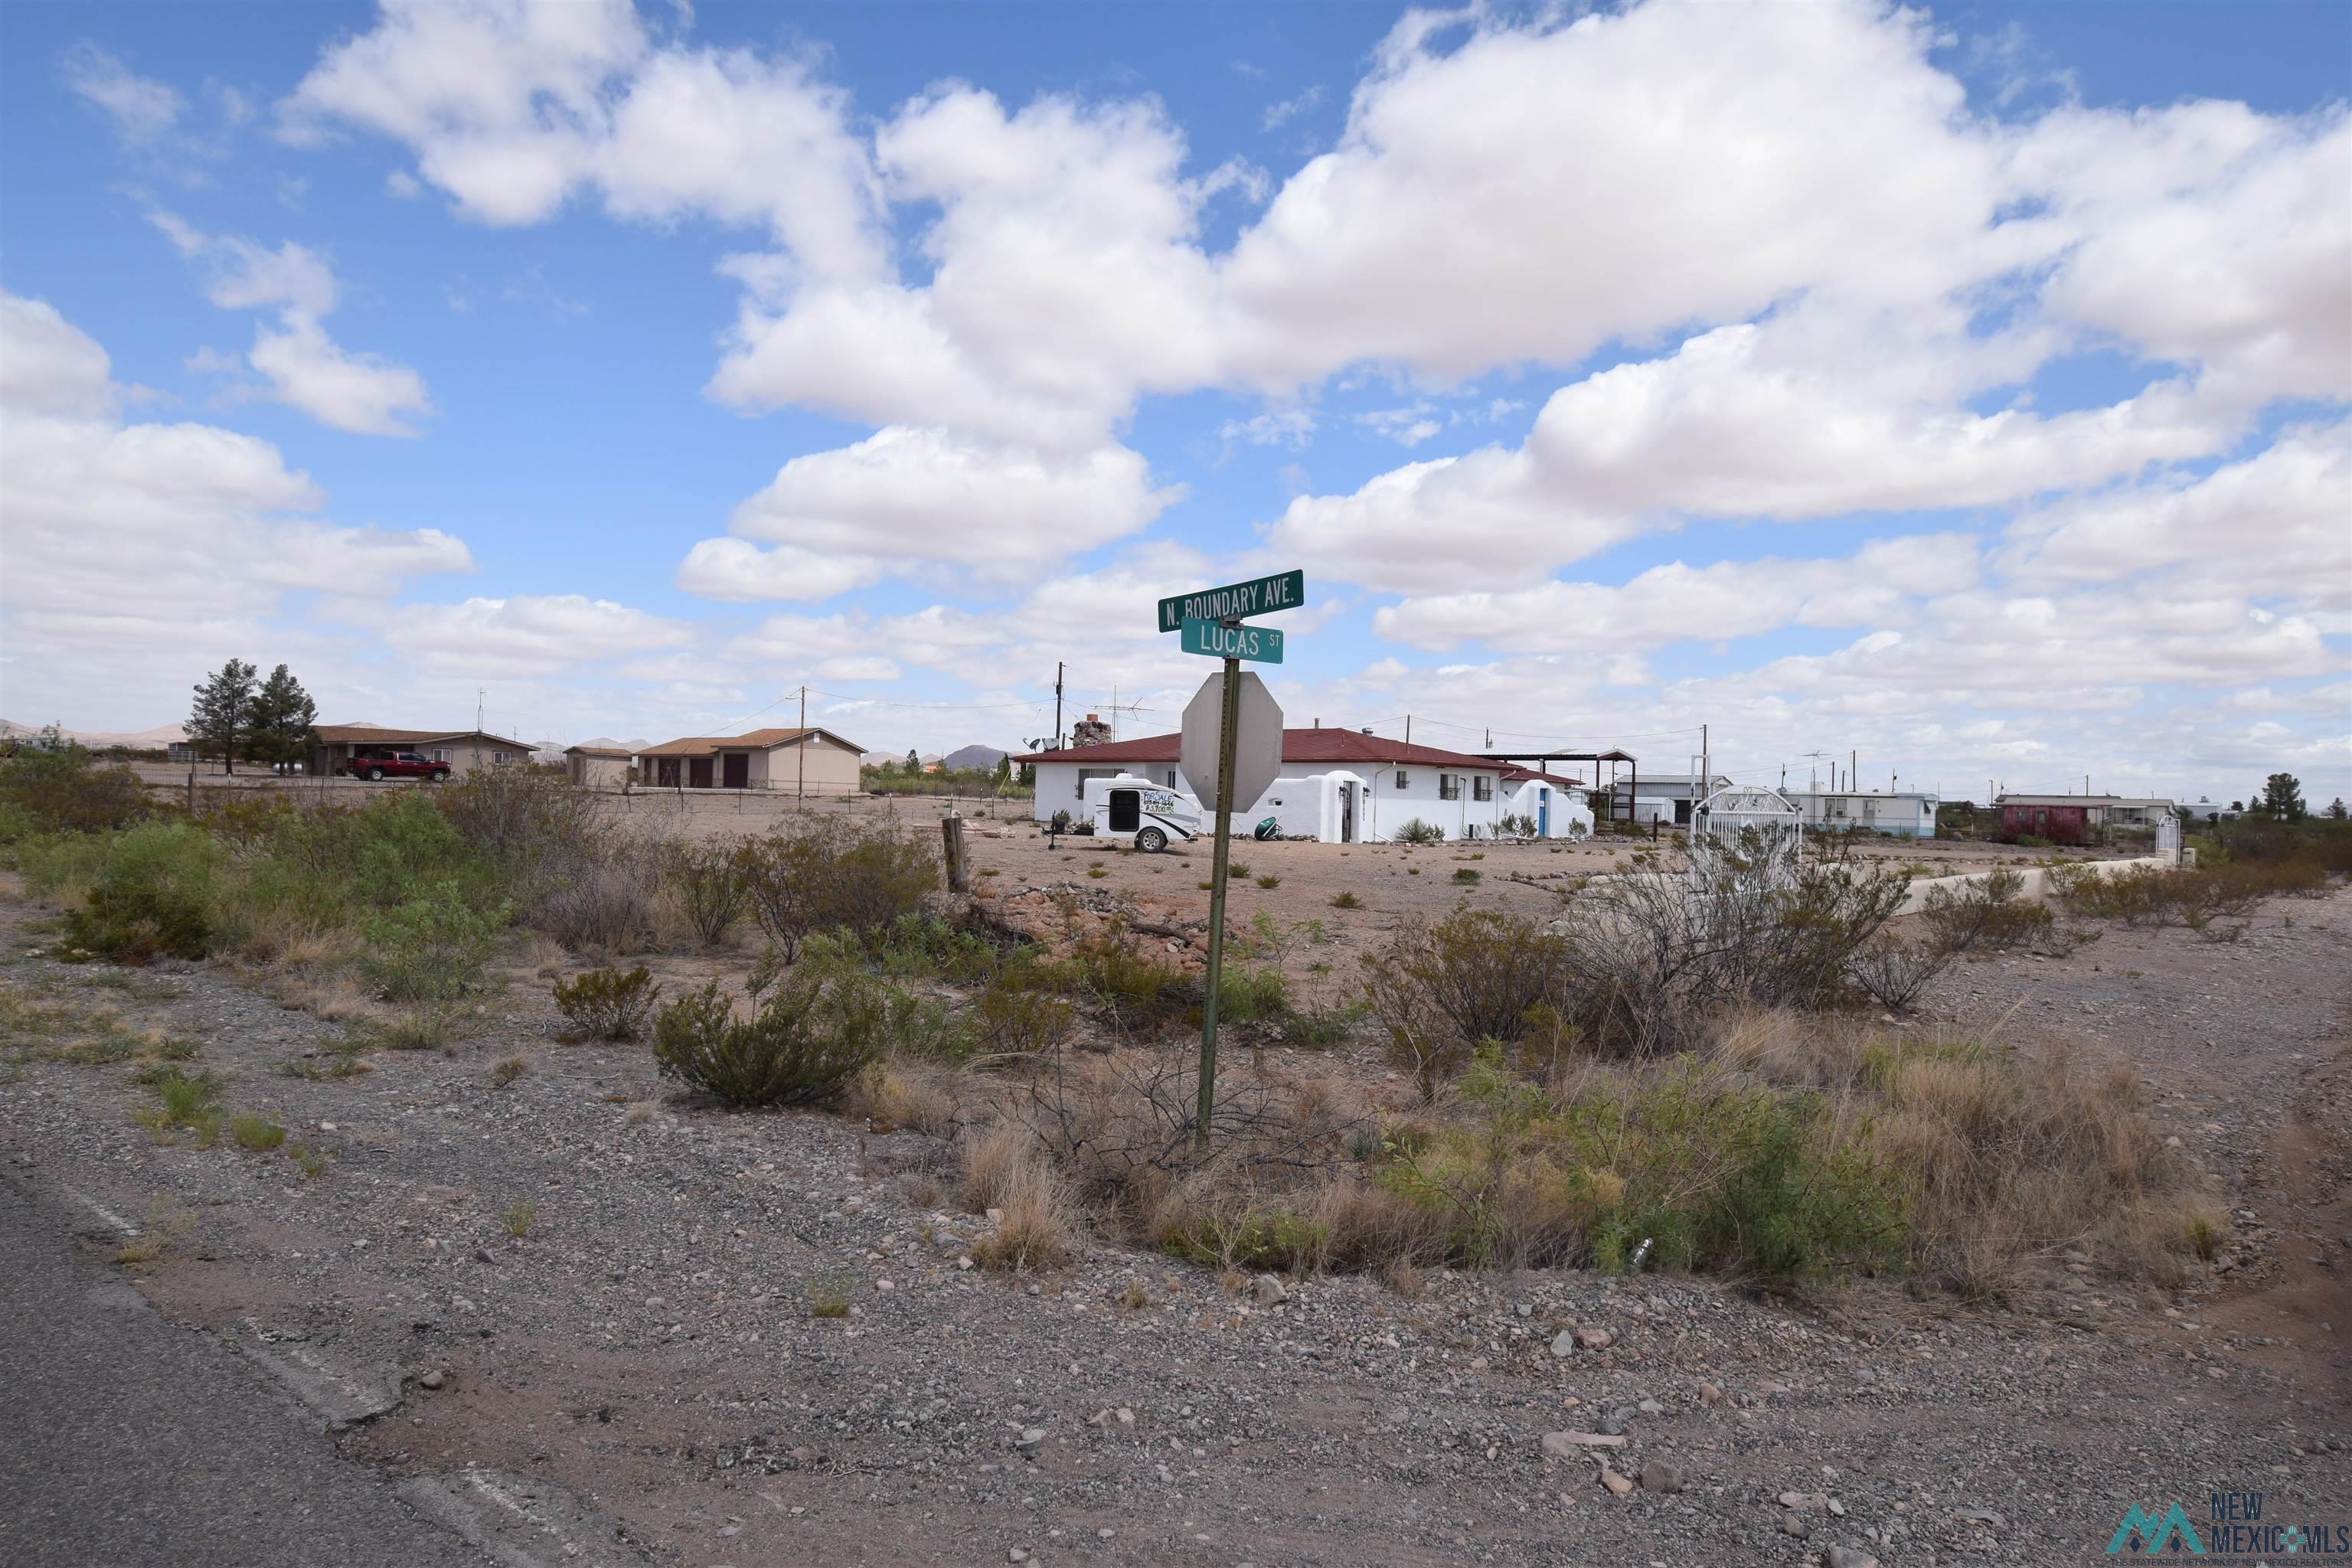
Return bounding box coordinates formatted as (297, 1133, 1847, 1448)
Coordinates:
(1157, 569, 1305, 633)
(1180, 617, 1284, 663)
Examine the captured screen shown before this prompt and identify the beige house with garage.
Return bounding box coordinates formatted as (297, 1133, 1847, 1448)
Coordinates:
(306, 724, 534, 779)
(635, 727, 866, 793)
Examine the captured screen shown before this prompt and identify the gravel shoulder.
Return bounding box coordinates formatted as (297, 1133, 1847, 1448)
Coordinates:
(0, 876, 2344, 1567)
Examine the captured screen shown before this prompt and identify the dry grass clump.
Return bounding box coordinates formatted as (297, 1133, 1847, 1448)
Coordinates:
(1720, 1011, 2220, 1297)
(852, 1060, 961, 1136)
(962, 1122, 1071, 1272)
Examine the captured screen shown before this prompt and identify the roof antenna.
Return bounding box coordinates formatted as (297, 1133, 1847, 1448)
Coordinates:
(477, 686, 485, 733)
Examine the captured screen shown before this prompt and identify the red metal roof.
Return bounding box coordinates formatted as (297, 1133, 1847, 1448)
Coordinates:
(1011, 729, 1514, 773)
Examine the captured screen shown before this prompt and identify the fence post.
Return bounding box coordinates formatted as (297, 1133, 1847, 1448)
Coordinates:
(941, 813, 970, 893)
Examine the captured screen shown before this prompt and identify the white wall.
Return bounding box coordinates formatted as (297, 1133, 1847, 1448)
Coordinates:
(1503, 780, 1593, 838)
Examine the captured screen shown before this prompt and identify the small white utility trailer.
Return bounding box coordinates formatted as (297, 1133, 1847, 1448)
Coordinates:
(1080, 774, 1202, 852)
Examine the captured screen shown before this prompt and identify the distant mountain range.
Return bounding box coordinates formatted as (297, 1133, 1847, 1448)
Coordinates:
(0, 719, 185, 747)
(939, 744, 1009, 771)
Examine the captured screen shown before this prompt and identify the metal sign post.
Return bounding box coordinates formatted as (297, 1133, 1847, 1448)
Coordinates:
(1197, 657, 1242, 1153)
(1166, 573, 1301, 1152)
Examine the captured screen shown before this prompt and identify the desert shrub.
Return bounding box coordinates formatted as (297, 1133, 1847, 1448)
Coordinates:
(1450, 867, 1480, 884)
(1391, 818, 1444, 845)
(436, 766, 600, 869)
(851, 1060, 959, 1135)
(1033, 923, 1186, 1022)
(735, 816, 939, 960)
(60, 822, 224, 962)
(972, 978, 1075, 1055)
(1215, 964, 1290, 1023)
(0, 733, 150, 837)
(358, 888, 507, 1003)
(667, 841, 750, 947)
(528, 835, 660, 953)
(230, 1112, 287, 1152)
(869, 911, 1008, 985)
(1330, 891, 1361, 910)
(651, 969, 885, 1107)
(553, 964, 661, 1040)
(1847, 933, 1950, 1011)
(1918, 869, 2052, 954)
(1362, 908, 1568, 1093)
(1540, 844, 1912, 1057)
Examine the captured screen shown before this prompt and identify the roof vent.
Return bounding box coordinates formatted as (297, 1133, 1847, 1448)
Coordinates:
(1361, 727, 1374, 735)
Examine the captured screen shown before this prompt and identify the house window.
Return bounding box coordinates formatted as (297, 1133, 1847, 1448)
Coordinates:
(1472, 776, 1493, 802)
(1439, 774, 1461, 801)
(1076, 767, 1120, 799)
(1394, 770, 1410, 789)
(433, 749, 450, 763)
(1164, 769, 1178, 788)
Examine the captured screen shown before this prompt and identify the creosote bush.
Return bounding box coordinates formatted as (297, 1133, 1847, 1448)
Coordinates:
(651, 967, 884, 1107)
(553, 964, 660, 1041)
(667, 841, 750, 947)
(735, 816, 939, 961)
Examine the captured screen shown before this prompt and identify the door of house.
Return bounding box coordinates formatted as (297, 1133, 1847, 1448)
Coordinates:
(1537, 789, 1550, 837)
(689, 757, 714, 789)
(1341, 783, 1355, 843)
(1107, 789, 1140, 832)
(722, 753, 750, 789)
(657, 758, 681, 788)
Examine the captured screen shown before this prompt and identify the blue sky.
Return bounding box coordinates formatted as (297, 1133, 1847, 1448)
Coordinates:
(2, 0, 2345, 806)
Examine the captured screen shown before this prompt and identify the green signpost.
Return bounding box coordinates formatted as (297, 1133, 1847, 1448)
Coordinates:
(1179, 617, 1283, 663)
(1157, 569, 1305, 634)
(1164, 569, 1303, 1151)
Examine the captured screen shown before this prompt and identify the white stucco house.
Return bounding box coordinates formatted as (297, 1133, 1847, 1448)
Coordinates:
(1011, 728, 1593, 843)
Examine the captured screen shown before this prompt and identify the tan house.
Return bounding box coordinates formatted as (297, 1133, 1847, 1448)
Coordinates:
(637, 727, 866, 792)
(306, 725, 534, 779)
(564, 745, 635, 789)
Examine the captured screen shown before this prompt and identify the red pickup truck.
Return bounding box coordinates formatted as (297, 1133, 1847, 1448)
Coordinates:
(342, 747, 451, 782)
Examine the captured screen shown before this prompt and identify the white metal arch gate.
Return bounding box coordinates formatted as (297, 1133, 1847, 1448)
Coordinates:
(1688, 786, 1805, 922)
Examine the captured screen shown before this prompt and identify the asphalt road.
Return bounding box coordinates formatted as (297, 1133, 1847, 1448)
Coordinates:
(0, 1164, 485, 1568)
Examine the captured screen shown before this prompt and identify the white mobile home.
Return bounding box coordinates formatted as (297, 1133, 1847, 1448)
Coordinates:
(1014, 729, 1582, 843)
(1788, 789, 1940, 838)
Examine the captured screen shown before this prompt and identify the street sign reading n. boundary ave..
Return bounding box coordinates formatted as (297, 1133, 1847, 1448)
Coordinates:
(1179, 618, 1283, 663)
(1156, 569, 1305, 633)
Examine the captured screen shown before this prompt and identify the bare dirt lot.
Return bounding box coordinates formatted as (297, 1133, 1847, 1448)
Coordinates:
(2, 841, 2344, 1567)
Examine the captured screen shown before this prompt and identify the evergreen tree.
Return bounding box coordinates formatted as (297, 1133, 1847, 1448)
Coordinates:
(2327, 797, 2347, 821)
(2259, 772, 2307, 822)
(906, 747, 920, 773)
(187, 659, 257, 775)
(994, 753, 1011, 786)
(247, 665, 318, 769)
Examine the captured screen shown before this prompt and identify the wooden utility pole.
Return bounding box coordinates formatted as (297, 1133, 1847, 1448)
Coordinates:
(1195, 655, 1243, 1155)
(1053, 662, 1064, 751)
(796, 684, 806, 801)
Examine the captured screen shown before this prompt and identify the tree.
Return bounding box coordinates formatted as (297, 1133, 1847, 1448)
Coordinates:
(2328, 797, 2347, 821)
(247, 665, 318, 770)
(994, 753, 1011, 786)
(905, 747, 920, 773)
(2259, 773, 2307, 822)
(188, 659, 257, 775)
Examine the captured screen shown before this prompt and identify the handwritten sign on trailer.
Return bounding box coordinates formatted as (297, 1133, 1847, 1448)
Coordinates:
(1180, 617, 1283, 663)
(1156, 569, 1305, 634)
